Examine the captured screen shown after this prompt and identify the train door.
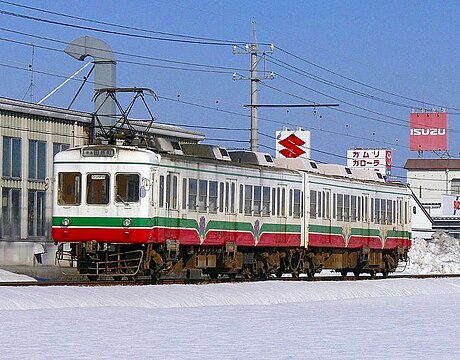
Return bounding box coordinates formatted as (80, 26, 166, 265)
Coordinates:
(225, 179, 237, 238)
(323, 188, 332, 235)
(166, 172, 179, 218)
(302, 172, 309, 248)
(362, 193, 370, 237)
(277, 184, 288, 243)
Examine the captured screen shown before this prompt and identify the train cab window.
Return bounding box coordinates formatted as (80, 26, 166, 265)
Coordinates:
(57, 172, 81, 205)
(115, 174, 140, 204)
(87, 174, 109, 205)
(262, 186, 270, 216)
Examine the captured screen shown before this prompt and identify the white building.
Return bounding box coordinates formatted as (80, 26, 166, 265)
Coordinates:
(405, 158, 460, 238)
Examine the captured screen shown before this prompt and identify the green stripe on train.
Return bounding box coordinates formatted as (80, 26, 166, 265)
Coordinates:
(52, 216, 300, 234)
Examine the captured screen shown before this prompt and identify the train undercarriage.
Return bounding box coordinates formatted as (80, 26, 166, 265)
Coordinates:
(56, 240, 409, 281)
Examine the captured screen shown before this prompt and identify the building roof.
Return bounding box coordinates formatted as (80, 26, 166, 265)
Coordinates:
(405, 158, 460, 171)
(0, 96, 93, 123)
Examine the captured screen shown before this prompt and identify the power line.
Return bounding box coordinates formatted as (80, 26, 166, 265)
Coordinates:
(0, 0, 262, 45)
(0, 8, 238, 46)
(276, 46, 460, 112)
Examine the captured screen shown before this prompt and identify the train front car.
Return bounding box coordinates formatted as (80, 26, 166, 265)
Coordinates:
(52, 145, 159, 280)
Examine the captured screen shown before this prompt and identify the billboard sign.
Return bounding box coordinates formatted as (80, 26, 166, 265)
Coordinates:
(347, 148, 392, 175)
(276, 130, 311, 159)
(409, 112, 448, 151)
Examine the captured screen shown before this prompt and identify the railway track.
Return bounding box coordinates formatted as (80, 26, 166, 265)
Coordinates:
(1, 273, 459, 287)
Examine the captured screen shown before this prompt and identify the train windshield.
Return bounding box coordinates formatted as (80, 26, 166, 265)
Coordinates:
(57, 172, 81, 205)
(87, 174, 110, 205)
(115, 173, 140, 203)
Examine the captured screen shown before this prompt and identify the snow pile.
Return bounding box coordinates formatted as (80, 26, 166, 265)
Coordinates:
(407, 232, 460, 274)
(0, 269, 36, 283)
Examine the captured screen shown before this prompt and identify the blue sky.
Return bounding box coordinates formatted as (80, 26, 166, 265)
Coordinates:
(0, 0, 459, 180)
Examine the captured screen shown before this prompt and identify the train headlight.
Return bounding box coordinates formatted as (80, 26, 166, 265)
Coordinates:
(123, 218, 131, 227)
(62, 218, 71, 226)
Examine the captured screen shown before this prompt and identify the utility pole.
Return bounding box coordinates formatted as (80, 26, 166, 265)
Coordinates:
(233, 21, 274, 152)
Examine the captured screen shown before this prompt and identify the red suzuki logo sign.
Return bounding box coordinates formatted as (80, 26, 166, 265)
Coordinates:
(409, 112, 448, 151)
(276, 130, 311, 159)
(276, 130, 310, 158)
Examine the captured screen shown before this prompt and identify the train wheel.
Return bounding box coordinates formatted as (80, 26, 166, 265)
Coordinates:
(341, 270, 348, 277)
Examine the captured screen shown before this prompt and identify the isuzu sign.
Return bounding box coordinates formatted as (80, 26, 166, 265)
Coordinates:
(409, 112, 448, 151)
(276, 130, 311, 159)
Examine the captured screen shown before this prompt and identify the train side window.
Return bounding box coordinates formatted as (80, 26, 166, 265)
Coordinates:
(182, 178, 187, 210)
(387, 200, 393, 225)
(336, 194, 343, 221)
(343, 195, 350, 222)
(371, 198, 374, 222)
(380, 199, 386, 225)
(198, 180, 208, 212)
(374, 198, 380, 224)
(225, 182, 229, 212)
(281, 187, 286, 217)
(209, 181, 218, 213)
(364, 195, 369, 222)
(310, 190, 317, 219)
(239, 184, 244, 214)
(357, 196, 362, 222)
(244, 185, 253, 215)
(219, 182, 225, 213)
(333, 193, 336, 219)
(317, 191, 322, 219)
(324, 190, 330, 219)
(87, 174, 109, 205)
(230, 182, 236, 214)
(188, 178, 197, 211)
(289, 189, 293, 217)
(262, 186, 270, 216)
(272, 188, 276, 216)
(351, 195, 357, 222)
(159, 175, 165, 208)
(115, 173, 140, 204)
(57, 172, 81, 205)
(293, 189, 301, 218)
(254, 186, 261, 216)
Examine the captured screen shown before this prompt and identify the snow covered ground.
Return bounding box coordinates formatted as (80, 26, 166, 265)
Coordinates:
(0, 233, 459, 359)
